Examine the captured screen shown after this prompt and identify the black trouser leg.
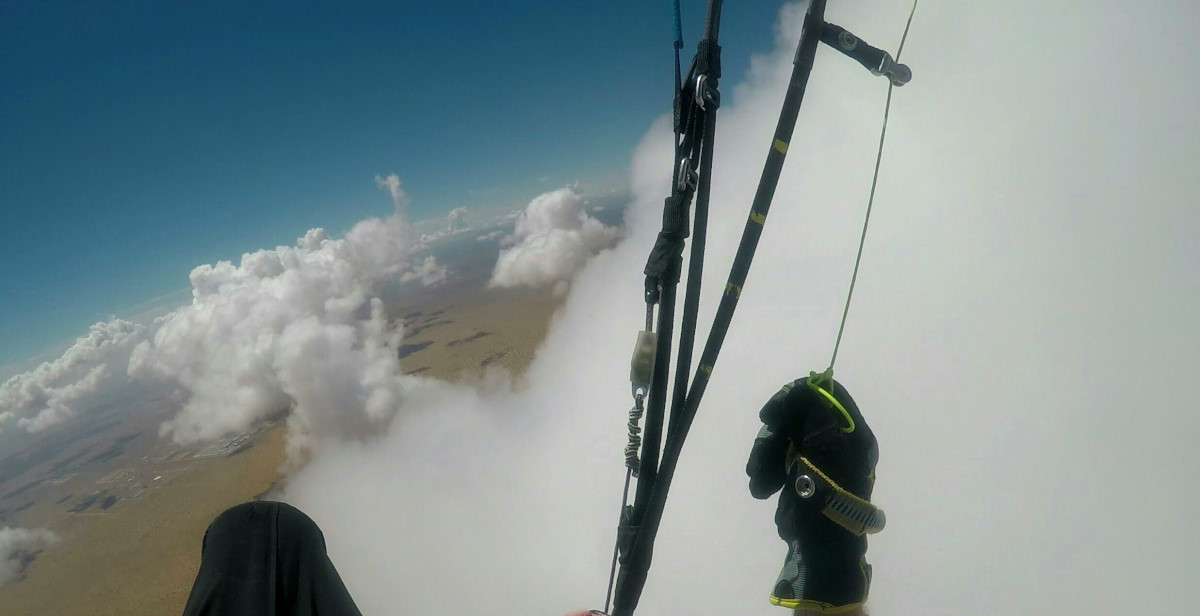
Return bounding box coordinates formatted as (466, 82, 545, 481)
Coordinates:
(182, 501, 362, 616)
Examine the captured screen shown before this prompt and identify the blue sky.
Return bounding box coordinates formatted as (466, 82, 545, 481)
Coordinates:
(0, 0, 788, 369)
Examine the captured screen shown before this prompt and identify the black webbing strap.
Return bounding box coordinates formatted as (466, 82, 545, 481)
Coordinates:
(695, 38, 721, 79)
(631, 0, 723, 551)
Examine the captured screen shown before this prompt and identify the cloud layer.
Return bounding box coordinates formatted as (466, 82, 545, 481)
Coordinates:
(489, 187, 619, 289)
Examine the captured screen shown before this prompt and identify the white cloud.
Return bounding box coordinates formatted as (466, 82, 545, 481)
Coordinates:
(488, 187, 619, 289)
(374, 173, 409, 216)
(128, 177, 447, 457)
(446, 207, 471, 232)
(0, 526, 58, 588)
(476, 230, 504, 242)
(419, 230, 447, 245)
(0, 319, 143, 433)
(277, 2, 1199, 615)
(3, 1, 1194, 612)
(400, 256, 448, 287)
(16, 363, 110, 432)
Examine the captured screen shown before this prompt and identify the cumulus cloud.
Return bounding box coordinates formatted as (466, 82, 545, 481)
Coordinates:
(400, 256, 448, 287)
(488, 187, 619, 289)
(446, 207, 471, 232)
(0, 526, 58, 587)
(128, 178, 447, 457)
(419, 230, 447, 245)
(16, 363, 110, 432)
(276, 2, 1199, 615)
(0, 319, 143, 433)
(476, 230, 505, 242)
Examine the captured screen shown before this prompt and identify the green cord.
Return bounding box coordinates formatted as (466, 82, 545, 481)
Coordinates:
(806, 369, 855, 433)
(813, 0, 919, 434)
(827, 0, 919, 372)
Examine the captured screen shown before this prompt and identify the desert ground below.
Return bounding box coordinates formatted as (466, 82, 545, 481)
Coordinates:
(0, 283, 563, 616)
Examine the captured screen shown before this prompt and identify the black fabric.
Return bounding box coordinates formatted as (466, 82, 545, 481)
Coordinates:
(746, 377, 878, 609)
(819, 22, 888, 75)
(616, 506, 639, 566)
(695, 38, 721, 78)
(182, 501, 363, 616)
(643, 231, 685, 285)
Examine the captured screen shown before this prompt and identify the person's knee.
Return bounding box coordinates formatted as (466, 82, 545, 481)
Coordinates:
(203, 501, 325, 553)
(272, 501, 328, 552)
(205, 501, 273, 533)
(202, 502, 267, 551)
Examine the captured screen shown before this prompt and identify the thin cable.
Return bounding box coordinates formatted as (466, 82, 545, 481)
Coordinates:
(604, 468, 634, 614)
(606, 4, 686, 610)
(895, 0, 918, 60)
(829, 0, 918, 370)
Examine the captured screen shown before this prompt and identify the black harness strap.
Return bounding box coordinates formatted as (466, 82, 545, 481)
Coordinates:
(617, 3, 725, 616)
(613, 5, 828, 615)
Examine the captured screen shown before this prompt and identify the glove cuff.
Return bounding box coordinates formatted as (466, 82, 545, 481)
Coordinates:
(768, 539, 873, 612)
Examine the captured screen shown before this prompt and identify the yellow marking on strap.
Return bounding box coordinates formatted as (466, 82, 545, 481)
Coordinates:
(773, 139, 789, 153)
(699, 364, 712, 375)
(750, 211, 766, 225)
(768, 596, 864, 614)
(724, 282, 741, 297)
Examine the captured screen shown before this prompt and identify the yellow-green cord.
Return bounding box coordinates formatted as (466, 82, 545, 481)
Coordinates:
(827, 0, 919, 372)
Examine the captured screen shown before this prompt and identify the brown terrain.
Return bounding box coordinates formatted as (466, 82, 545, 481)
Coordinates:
(0, 283, 563, 616)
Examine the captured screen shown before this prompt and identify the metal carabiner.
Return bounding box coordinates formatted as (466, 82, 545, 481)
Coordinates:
(676, 157, 698, 192)
(694, 74, 721, 110)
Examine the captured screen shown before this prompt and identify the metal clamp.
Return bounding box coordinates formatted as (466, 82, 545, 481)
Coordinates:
(676, 157, 698, 192)
(695, 74, 721, 110)
(873, 52, 912, 87)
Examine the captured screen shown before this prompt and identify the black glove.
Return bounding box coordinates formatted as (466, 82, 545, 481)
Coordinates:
(746, 375, 883, 613)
